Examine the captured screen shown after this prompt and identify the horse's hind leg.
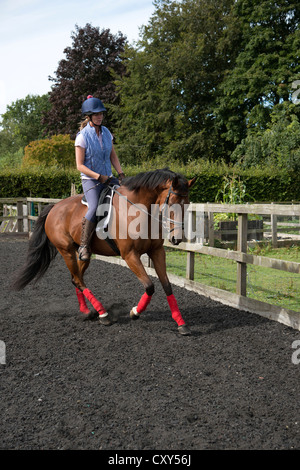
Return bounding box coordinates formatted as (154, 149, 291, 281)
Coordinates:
(58, 246, 112, 325)
(75, 287, 90, 315)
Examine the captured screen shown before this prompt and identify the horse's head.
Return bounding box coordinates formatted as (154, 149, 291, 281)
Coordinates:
(160, 175, 197, 245)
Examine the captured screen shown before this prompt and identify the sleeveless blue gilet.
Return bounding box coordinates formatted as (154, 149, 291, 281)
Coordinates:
(79, 124, 112, 178)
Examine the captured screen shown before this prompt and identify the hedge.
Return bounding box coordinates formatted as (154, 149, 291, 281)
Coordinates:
(0, 161, 299, 203)
(0, 168, 81, 199)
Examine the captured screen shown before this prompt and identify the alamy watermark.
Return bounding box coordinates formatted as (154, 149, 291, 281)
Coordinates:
(291, 340, 300, 365)
(292, 80, 300, 105)
(0, 340, 5, 365)
(95, 200, 205, 242)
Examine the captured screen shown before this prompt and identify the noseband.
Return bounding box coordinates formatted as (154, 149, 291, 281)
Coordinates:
(160, 186, 188, 233)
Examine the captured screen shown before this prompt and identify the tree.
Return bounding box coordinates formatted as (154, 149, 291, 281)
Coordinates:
(231, 101, 300, 170)
(214, 0, 300, 156)
(113, 0, 239, 163)
(114, 0, 300, 165)
(43, 24, 127, 137)
(0, 94, 50, 168)
(0, 94, 50, 150)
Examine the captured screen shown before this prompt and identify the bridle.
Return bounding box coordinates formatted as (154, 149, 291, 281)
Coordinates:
(159, 186, 189, 232)
(114, 184, 188, 234)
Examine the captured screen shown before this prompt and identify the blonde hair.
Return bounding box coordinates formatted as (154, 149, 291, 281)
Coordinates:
(79, 116, 91, 131)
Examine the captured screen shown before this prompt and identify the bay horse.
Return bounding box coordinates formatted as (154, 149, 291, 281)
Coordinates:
(12, 168, 197, 335)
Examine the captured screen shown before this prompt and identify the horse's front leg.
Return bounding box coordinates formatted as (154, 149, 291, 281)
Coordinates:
(123, 251, 155, 320)
(149, 246, 191, 336)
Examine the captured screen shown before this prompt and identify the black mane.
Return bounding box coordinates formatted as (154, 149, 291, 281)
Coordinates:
(122, 168, 187, 192)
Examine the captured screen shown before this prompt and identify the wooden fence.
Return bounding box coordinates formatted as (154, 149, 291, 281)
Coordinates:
(165, 203, 300, 331)
(0, 197, 61, 235)
(1, 197, 300, 331)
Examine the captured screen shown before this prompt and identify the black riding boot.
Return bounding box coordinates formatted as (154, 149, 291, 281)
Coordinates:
(78, 217, 96, 261)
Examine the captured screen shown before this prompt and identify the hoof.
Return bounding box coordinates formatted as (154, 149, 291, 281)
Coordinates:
(130, 307, 140, 320)
(80, 309, 99, 321)
(99, 314, 113, 326)
(178, 324, 191, 336)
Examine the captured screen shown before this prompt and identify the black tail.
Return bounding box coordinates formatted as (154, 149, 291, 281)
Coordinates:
(11, 204, 58, 291)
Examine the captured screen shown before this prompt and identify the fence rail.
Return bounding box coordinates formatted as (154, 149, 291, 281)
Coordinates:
(1, 197, 300, 330)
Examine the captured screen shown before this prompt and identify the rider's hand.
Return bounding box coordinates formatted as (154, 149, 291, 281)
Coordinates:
(97, 174, 109, 183)
(118, 172, 125, 184)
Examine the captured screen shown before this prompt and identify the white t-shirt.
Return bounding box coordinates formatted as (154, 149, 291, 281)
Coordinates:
(75, 128, 113, 179)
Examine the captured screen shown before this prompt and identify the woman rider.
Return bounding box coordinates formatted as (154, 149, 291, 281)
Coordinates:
(75, 95, 124, 261)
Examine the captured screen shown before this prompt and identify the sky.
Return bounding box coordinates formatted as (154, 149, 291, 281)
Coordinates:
(0, 0, 156, 116)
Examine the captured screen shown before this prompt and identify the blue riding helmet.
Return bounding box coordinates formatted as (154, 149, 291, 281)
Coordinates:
(81, 95, 107, 115)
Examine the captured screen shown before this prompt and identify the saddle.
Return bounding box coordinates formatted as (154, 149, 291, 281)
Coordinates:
(81, 185, 120, 255)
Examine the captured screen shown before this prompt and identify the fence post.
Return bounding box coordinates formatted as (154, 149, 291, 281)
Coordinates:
(17, 200, 24, 233)
(271, 203, 278, 248)
(236, 213, 247, 296)
(71, 183, 77, 196)
(186, 209, 195, 280)
(208, 211, 214, 247)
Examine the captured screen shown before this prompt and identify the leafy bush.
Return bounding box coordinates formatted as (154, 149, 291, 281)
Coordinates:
(23, 135, 76, 169)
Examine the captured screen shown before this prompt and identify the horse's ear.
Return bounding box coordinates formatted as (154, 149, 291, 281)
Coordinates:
(188, 176, 198, 188)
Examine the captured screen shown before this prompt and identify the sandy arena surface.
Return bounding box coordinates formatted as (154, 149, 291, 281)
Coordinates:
(0, 239, 299, 451)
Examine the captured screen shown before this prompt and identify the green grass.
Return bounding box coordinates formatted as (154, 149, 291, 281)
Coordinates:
(165, 244, 300, 312)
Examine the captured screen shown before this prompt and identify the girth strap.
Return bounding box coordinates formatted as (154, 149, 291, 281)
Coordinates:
(104, 237, 120, 256)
